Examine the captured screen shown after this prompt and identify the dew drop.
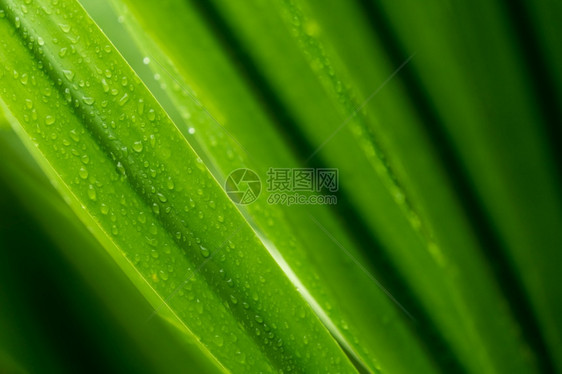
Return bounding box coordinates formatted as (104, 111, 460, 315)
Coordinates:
(69, 129, 79, 142)
(100, 204, 109, 215)
(101, 78, 109, 92)
(152, 203, 160, 215)
(147, 109, 156, 121)
(159, 270, 169, 280)
(166, 179, 174, 190)
(118, 93, 129, 106)
(63, 69, 74, 81)
(335, 80, 343, 93)
(87, 185, 96, 200)
(200, 246, 210, 258)
(79, 167, 88, 179)
(132, 141, 143, 153)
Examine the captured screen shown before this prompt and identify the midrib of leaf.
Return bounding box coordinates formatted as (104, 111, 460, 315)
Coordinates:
(273, 0, 431, 250)
(0, 0, 358, 372)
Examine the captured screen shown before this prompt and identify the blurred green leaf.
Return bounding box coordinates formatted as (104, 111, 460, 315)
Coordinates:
(0, 0, 560, 372)
(356, 0, 562, 371)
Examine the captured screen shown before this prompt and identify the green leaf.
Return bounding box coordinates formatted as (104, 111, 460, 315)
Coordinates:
(100, 0, 444, 373)
(0, 0, 356, 372)
(100, 0, 559, 373)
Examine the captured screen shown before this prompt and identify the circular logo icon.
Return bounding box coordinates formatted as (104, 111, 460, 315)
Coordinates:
(225, 169, 261, 205)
